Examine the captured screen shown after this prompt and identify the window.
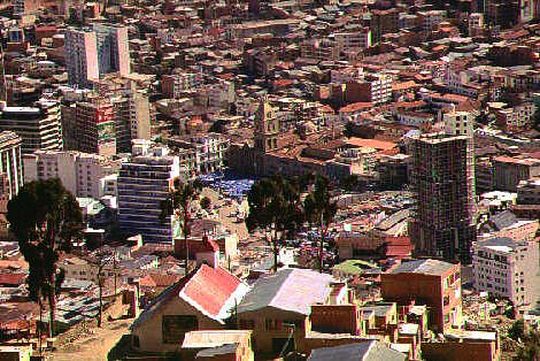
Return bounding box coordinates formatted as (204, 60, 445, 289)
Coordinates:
(162, 315, 198, 344)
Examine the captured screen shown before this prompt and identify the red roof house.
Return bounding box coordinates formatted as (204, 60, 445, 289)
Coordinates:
(131, 264, 249, 353)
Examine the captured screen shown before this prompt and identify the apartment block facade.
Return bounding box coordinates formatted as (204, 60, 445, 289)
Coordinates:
(408, 132, 476, 264)
(61, 95, 116, 156)
(0, 99, 62, 155)
(0, 131, 23, 200)
(23, 150, 121, 199)
(117, 143, 181, 243)
(65, 25, 130, 89)
(473, 237, 539, 307)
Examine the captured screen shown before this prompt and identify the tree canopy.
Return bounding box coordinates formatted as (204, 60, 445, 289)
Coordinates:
(7, 178, 84, 336)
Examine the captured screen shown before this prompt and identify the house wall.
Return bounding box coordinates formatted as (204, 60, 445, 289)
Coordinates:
(381, 266, 462, 332)
(237, 308, 307, 355)
(421, 340, 499, 361)
(132, 298, 224, 353)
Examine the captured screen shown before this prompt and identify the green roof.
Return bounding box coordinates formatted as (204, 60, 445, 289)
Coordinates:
(332, 260, 378, 275)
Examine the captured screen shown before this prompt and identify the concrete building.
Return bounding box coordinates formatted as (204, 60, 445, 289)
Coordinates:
(167, 134, 230, 176)
(344, 74, 393, 106)
(162, 73, 203, 99)
(23, 150, 120, 199)
(0, 99, 62, 155)
(418, 10, 446, 32)
(61, 94, 116, 156)
(0, 131, 23, 200)
(64, 28, 100, 89)
(333, 27, 372, 51)
(472, 237, 539, 308)
(65, 25, 130, 88)
(93, 24, 130, 77)
(370, 8, 400, 44)
(117, 142, 181, 243)
(407, 128, 476, 264)
(111, 89, 151, 153)
(492, 156, 540, 192)
(381, 259, 463, 333)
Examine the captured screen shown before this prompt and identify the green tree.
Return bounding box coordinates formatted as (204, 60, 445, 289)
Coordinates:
(509, 319, 525, 341)
(200, 196, 212, 211)
(304, 175, 337, 272)
(7, 179, 84, 337)
(161, 179, 201, 273)
(516, 328, 540, 361)
(246, 175, 303, 272)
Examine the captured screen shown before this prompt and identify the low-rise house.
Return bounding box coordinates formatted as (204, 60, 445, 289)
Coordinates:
(237, 268, 340, 355)
(130, 264, 249, 353)
(181, 330, 254, 361)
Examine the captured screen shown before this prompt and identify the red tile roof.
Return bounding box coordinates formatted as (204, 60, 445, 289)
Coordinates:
(182, 264, 241, 318)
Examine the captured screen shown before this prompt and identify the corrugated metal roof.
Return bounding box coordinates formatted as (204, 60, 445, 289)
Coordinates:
(307, 341, 406, 361)
(390, 259, 455, 276)
(238, 268, 334, 315)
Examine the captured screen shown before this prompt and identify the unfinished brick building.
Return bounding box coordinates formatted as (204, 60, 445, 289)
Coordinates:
(408, 132, 476, 264)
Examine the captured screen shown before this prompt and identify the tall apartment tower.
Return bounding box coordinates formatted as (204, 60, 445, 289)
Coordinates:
(65, 29, 100, 89)
(408, 110, 476, 264)
(61, 94, 116, 156)
(117, 142, 181, 243)
(0, 131, 23, 199)
(254, 98, 279, 153)
(65, 25, 130, 89)
(110, 88, 151, 153)
(0, 99, 62, 154)
(93, 24, 131, 77)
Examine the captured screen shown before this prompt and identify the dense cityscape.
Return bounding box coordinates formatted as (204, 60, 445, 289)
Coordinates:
(0, 0, 540, 360)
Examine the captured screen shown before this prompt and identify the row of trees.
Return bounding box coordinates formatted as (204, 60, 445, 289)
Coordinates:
(246, 174, 337, 272)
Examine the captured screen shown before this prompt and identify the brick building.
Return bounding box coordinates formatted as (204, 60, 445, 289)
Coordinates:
(381, 259, 463, 333)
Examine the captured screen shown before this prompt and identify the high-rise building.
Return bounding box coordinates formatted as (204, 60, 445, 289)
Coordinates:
(61, 94, 116, 156)
(408, 111, 476, 264)
(0, 99, 62, 155)
(65, 25, 130, 89)
(117, 141, 181, 243)
(0, 131, 23, 200)
(110, 89, 151, 153)
(65, 29, 100, 89)
(93, 24, 131, 77)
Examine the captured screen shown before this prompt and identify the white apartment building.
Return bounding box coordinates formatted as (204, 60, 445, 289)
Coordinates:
(365, 73, 392, 105)
(117, 142, 182, 243)
(473, 237, 539, 307)
(0, 131, 23, 200)
(23, 150, 121, 199)
(444, 109, 474, 137)
(168, 133, 230, 176)
(333, 27, 372, 51)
